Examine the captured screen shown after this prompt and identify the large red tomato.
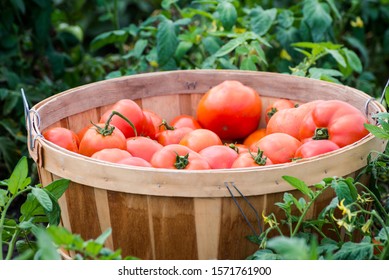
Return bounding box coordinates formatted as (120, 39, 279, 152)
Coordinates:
(294, 140, 340, 159)
(78, 123, 127, 157)
(100, 99, 144, 138)
(142, 109, 163, 139)
(251, 132, 301, 164)
(150, 144, 210, 170)
(196, 80, 262, 140)
(126, 136, 163, 162)
(198, 145, 239, 169)
(299, 100, 369, 148)
(266, 100, 322, 140)
(43, 127, 79, 153)
(179, 128, 223, 152)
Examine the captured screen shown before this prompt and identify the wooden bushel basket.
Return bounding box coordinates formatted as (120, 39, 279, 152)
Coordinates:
(26, 70, 386, 260)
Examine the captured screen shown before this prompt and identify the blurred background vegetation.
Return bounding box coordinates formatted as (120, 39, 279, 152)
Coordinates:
(0, 0, 388, 180)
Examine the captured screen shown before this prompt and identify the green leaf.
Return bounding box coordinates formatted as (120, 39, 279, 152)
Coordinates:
(31, 188, 53, 212)
(157, 18, 178, 66)
(302, 0, 332, 41)
(46, 226, 84, 250)
(0, 189, 8, 207)
(8, 156, 28, 195)
(95, 228, 112, 245)
(250, 7, 277, 36)
(343, 49, 363, 73)
(278, 9, 294, 29)
(35, 228, 61, 260)
(266, 236, 310, 260)
(377, 227, 389, 242)
(90, 30, 129, 52)
(44, 179, 70, 200)
(161, 0, 178, 10)
(175, 41, 193, 61)
(85, 240, 104, 256)
(11, 0, 26, 13)
(333, 240, 373, 260)
(247, 249, 281, 260)
(325, 0, 341, 20)
(251, 41, 268, 66)
(202, 36, 221, 55)
(282, 176, 313, 198)
(240, 57, 257, 71)
(45, 192, 62, 225)
(217, 1, 237, 31)
(326, 49, 346, 68)
(364, 123, 389, 139)
(214, 36, 245, 57)
(309, 68, 343, 80)
(331, 179, 357, 205)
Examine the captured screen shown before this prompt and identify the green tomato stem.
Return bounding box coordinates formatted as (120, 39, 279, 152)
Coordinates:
(313, 128, 329, 140)
(174, 153, 189, 169)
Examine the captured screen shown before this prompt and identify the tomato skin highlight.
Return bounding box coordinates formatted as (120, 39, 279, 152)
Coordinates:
(126, 136, 163, 162)
(43, 127, 80, 153)
(150, 144, 210, 170)
(196, 80, 262, 140)
(100, 99, 144, 138)
(299, 100, 369, 148)
(294, 140, 340, 159)
(251, 132, 301, 164)
(198, 145, 239, 169)
(179, 128, 223, 153)
(78, 123, 127, 157)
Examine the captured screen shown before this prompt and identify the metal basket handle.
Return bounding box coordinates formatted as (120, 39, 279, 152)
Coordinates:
(21, 88, 43, 151)
(224, 182, 262, 237)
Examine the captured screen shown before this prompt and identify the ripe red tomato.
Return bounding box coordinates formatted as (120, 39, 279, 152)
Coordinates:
(243, 128, 267, 147)
(156, 124, 193, 146)
(299, 100, 369, 148)
(117, 157, 152, 167)
(43, 127, 79, 153)
(251, 132, 301, 164)
(78, 123, 127, 157)
(100, 99, 144, 138)
(126, 136, 163, 162)
(142, 109, 163, 139)
(231, 150, 273, 168)
(198, 145, 239, 169)
(265, 98, 295, 124)
(294, 140, 340, 159)
(91, 148, 132, 163)
(179, 128, 223, 152)
(150, 144, 210, 170)
(170, 114, 202, 130)
(266, 100, 322, 140)
(196, 80, 262, 140)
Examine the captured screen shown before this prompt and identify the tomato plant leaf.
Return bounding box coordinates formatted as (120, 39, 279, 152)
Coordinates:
(333, 238, 373, 260)
(95, 228, 112, 245)
(377, 227, 389, 242)
(282, 175, 313, 198)
(157, 17, 178, 66)
(343, 49, 362, 73)
(217, 1, 237, 31)
(302, 0, 332, 41)
(31, 188, 53, 212)
(266, 236, 310, 260)
(240, 57, 257, 71)
(326, 49, 346, 68)
(214, 36, 245, 57)
(278, 9, 294, 29)
(90, 30, 129, 52)
(330, 179, 357, 206)
(43, 179, 70, 200)
(364, 123, 389, 140)
(8, 156, 28, 195)
(247, 249, 281, 260)
(251, 41, 268, 66)
(250, 7, 277, 36)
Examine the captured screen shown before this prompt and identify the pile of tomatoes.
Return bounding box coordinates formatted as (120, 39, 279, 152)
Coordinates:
(43, 80, 370, 170)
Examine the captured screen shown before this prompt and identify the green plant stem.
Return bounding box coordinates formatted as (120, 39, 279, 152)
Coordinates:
(357, 182, 389, 218)
(0, 188, 31, 260)
(6, 228, 22, 260)
(291, 187, 329, 237)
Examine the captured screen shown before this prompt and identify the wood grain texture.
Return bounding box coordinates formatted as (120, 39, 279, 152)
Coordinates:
(27, 70, 387, 260)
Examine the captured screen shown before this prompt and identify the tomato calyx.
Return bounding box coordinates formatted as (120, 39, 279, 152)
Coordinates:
(267, 108, 278, 120)
(159, 120, 175, 131)
(226, 143, 239, 153)
(92, 110, 137, 137)
(313, 128, 329, 140)
(174, 152, 189, 169)
(249, 148, 267, 166)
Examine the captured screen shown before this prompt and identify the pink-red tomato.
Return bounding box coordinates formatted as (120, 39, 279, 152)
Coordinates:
(170, 114, 202, 130)
(179, 128, 223, 152)
(294, 140, 340, 159)
(196, 80, 262, 140)
(43, 127, 79, 153)
(231, 150, 273, 168)
(142, 109, 163, 139)
(117, 157, 153, 167)
(78, 123, 127, 157)
(126, 136, 163, 162)
(91, 148, 132, 163)
(251, 132, 301, 164)
(150, 144, 210, 170)
(198, 145, 239, 169)
(156, 126, 193, 146)
(265, 98, 295, 124)
(299, 100, 369, 148)
(100, 99, 145, 138)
